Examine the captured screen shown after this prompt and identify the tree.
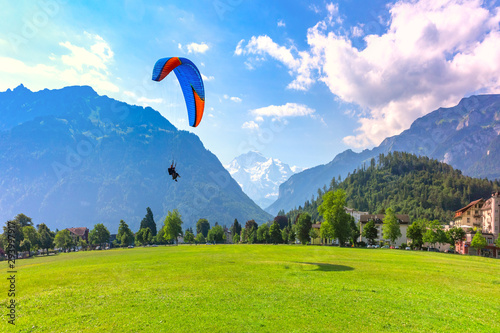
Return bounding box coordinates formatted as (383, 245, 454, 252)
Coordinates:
(274, 216, 288, 230)
(269, 221, 282, 244)
(296, 213, 312, 245)
(163, 210, 183, 244)
(13, 213, 33, 227)
(446, 227, 466, 248)
(89, 223, 110, 249)
(349, 217, 360, 245)
(423, 220, 446, 248)
(155, 226, 168, 245)
(184, 229, 195, 244)
(230, 219, 242, 237)
(207, 225, 225, 244)
(232, 232, 240, 244)
(245, 220, 258, 233)
(196, 218, 210, 238)
(362, 220, 378, 245)
(320, 220, 334, 244)
(382, 208, 402, 245)
(257, 224, 270, 243)
(309, 228, 319, 243)
(136, 228, 153, 245)
(54, 229, 74, 251)
(281, 228, 289, 244)
(288, 226, 296, 244)
(117, 220, 134, 247)
(318, 189, 351, 246)
(195, 233, 206, 244)
(470, 231, 487, 256)
(38, 223, 55, 255)
(495, 236, 500, 248)
(407, 219, 426, 249)
(140, 207, 157, 236)
(2, 220, 24, 252)
(240, 228, 248, 243)
(248, 226, 257, 244)
(22, 225, 39, 256)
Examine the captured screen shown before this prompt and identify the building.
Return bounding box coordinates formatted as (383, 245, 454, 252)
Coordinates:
(358, 214, 410, 246)
(67, 227, 89, 242)
(453, 192, 500, 258)
(481, 192, 500, 238)
(345, 207, 369, 224)
(453, 198, 485, 230)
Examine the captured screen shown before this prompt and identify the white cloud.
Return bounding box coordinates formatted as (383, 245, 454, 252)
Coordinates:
(223, 94, 242, 103)
(0, 32, 118, 93)
(201, 74, 215, 81)
(236, 0, 500, 148)
(278, 20, 286, 27)
(251, 103, 315, 118)
(123, 91, 164, 105)
(179, 42, 210, 54)
(242, 120, 259, 130)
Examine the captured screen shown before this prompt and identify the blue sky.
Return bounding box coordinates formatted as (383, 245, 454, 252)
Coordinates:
(1, 0, 499, 169)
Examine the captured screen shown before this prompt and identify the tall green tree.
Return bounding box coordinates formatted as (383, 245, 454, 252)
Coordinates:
(163, 210, 183, 244)
(318, 189, 351, 246)
(382, 208, 402, 245)
(248, 226, 258, 244)
(196, 218, 210, 238)
(54, 229, 74, 251)
(470, 231, 487, 256)
(320, 220, 334, 244)
(446, 227, 466, 248)
(230, 219, 242, 237)
(38, 223, 54, 255)
(140, 207, 157, 236)
(269, 221, 282, 244)
(2, 220, 24, 252)
(288, 225, 296, 244)
(281, 227, 289, 244)
(245, 220, 258, 234)
(423, 220, 446, 248)
(232, 232, 240, 244)
(207, 225, 225, 244)
(135, 228, 153, 246)
(495, 236, 500, 248)
(257, 224, 270, 243)
(362, 220, 378, 245)
(296, 213, 312, 245)
(184, 229, 195, 244)
(195, 233, 206, 244)
(407, 219, 426, 249)
(117, 220, 134, 247)
(89, 223, 110, 248)
(22, 226, 39, 256)
(13, 213, 33, 227)
(349, 217, 360, 245)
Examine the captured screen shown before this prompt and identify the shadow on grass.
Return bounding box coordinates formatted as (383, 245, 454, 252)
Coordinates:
(295, 262, 354, 272)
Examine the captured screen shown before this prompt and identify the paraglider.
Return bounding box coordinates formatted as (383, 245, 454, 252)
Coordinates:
(152, 57, 205, 127)
(152, 57, 205, 181)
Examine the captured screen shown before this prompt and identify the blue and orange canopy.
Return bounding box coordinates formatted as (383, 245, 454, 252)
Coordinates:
(152, 57, 205, 127)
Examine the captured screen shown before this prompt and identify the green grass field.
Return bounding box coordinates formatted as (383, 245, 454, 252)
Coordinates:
(3, 245, 500, 332)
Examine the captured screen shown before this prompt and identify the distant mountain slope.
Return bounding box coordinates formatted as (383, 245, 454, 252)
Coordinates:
(225, 151, 302, 208)
(285, 151, 500, 223)
(0, 85, 271, 232)
(267, 94, 500, 215)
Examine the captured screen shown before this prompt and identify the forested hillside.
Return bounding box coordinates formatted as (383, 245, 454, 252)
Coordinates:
(286, 152, 500, 223)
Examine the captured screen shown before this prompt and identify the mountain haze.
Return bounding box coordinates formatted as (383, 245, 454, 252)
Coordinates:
(267, 94, 500, 215)
(0, 85, 271, 232)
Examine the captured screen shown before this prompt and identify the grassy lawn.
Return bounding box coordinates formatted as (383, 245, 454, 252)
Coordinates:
(2, 245, 500, 332)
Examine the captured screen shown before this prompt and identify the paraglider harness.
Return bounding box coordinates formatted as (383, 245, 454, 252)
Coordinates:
(168, 161, 180, 182)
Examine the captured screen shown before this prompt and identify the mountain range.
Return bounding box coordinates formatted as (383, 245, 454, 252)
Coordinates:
(224, 151, 302, 209)
(266, 94, 500, 215)
(0, 85, 271, 233)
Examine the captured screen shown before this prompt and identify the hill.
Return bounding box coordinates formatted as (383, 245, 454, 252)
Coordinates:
(267, 94, 500, 215)
(286, 152, 500, 223)
(0, 85, 271, 232)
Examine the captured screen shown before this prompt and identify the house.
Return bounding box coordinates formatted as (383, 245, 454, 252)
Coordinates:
(66, 227, 89, 242)
(345, 207, 369, 224)
(358, 214, 410, 246)
(453, 198, 485, 230)
(453, 192, 500, 258)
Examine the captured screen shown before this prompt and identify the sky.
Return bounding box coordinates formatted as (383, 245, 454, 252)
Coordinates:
(1, 0, 499, 169)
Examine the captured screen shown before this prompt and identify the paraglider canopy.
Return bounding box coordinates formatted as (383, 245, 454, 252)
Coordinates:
(152, 57, 205, 127)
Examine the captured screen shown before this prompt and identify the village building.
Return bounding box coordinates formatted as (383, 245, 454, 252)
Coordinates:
(66, 227, 89, 242)
(454, 192, 500, 258)
(345, 207, 369, 224)
(358, 214, 410, 246)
